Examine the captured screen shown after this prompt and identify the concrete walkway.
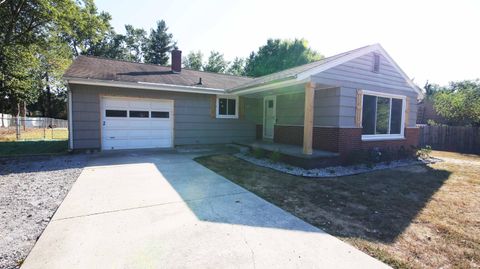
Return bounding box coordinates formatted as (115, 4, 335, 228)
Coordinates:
(21, 150, 389, 269)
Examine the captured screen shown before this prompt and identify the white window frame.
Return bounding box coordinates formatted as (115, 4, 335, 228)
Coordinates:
(216, 95, 239, 119)
(361, 90, 406, 141)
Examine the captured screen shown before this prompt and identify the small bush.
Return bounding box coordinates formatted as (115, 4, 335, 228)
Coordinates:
(251, 148, 266, 159)
(269, 150, 282, 163)
(417, 145, 432, 159)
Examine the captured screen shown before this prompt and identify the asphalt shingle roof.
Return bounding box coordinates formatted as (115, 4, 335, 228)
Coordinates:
(64, 56, 253, 90)
(64, 45, 374, 91)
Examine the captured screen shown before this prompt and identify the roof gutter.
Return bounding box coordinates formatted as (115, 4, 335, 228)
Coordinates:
(64, 77, 227, 95)
(227, 75, 308, 95)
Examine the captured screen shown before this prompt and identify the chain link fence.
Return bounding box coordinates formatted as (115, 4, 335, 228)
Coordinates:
(0, 114, 68, 141)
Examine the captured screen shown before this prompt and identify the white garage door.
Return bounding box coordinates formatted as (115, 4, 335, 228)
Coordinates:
(101, 97, 173, 150)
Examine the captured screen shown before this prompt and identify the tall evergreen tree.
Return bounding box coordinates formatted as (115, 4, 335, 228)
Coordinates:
(143, 20, 175, 65)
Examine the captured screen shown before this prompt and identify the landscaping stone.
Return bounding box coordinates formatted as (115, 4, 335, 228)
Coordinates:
(235, 153, 441, 178)
(0, 154, 86, 269)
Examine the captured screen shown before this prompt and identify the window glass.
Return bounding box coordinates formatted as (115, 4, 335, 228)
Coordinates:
(375, 97, 390, 134)
(129, 110, 149, 118)
(218, 97, 237, 117)
(151, 111, 169, 118)
(106, 110, 127, 117)
(390, 98, 403, 134)
(362, 94, 403, 136)
(219, 98, 227, 115)
(362, 95, 376, 135)
(227, 99, 236, 115)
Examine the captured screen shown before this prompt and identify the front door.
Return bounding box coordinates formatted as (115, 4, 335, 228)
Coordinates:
(263, 96, 276, 139)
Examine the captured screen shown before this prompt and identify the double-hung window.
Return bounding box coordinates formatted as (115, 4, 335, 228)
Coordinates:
(361, 91, 405, 140)
(216, 95, 238, 118)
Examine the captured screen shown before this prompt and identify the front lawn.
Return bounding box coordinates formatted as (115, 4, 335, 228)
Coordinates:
(0, 140, 68, 157)
(195, 151, 480, 269)
(0, 128, 68, 141)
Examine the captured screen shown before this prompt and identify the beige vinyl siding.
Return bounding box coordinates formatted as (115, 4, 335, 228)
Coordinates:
(70, 84, 256, 149)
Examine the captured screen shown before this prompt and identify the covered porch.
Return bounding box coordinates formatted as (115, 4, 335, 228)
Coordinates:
(238, 80, 340, 156)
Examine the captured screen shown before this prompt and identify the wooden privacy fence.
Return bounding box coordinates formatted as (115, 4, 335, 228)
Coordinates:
(418, 125, 480, 154)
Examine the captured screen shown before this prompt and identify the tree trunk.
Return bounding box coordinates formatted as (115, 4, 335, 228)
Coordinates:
(16, 102, 20, 140)
(22, 101, 26, 131)
(45, 71, 51, 117)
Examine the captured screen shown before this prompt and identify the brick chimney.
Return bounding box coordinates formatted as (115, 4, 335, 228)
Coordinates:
(171, 49, 182, 73)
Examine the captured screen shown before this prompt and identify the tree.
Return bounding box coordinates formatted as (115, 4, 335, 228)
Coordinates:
(183, 51, 203, 70)
(0, 0, 112, 118)
(203, 51, 229, 73)
(227, 57, 245, 76)
(244, 38, 323, 77)
(124, 25, 146, 62)
(423, 81, 441, 100)
(61, 0, 112, 57)
(143, 20, 175, 65)
(433, 80, 480, 126)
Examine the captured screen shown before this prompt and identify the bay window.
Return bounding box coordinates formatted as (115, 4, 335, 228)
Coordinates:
(361, 91, 405, 140)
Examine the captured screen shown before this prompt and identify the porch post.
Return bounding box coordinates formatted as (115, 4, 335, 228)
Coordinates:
(303, 82, 314, 155)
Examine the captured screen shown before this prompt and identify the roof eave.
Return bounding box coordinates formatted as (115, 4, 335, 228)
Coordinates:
(64, 77, 227, 95)
(227, 75, 309, 95)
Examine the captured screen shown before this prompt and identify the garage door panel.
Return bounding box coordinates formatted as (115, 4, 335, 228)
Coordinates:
(104, 99, 130, 108)
(103, 130, 129, 138)
(101, 97, 173, 150)
(150, 130, 172, 136)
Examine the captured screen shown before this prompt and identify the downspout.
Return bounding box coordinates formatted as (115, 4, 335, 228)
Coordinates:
(67, 84, 73, 151)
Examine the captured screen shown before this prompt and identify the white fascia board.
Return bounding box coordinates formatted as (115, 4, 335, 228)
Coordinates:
(228, 77, 308, 95)
(65, 77, 227, 95)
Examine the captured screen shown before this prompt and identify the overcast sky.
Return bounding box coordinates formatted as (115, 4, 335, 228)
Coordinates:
(96, 0, 480, 86)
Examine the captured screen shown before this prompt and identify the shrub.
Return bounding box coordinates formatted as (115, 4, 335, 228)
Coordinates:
(252, 148, 266, 158)
(417, 145, 432, 159)
(269, 150, 282, 162)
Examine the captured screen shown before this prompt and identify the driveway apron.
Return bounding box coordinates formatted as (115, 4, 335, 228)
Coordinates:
(21, 151, 389, 269)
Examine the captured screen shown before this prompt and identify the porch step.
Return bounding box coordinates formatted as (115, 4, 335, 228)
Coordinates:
(233, 140, 340, 169)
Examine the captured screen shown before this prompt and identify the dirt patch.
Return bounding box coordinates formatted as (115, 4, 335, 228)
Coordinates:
(0, 154, 87, 269)
(196, 151, 480, 269)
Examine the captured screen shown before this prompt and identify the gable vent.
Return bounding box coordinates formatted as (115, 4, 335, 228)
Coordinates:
(373, 53, 380, 73)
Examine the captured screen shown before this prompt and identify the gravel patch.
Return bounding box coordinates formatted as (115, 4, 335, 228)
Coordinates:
(0, 154, 87, 269)
(235, 153, 440, 178)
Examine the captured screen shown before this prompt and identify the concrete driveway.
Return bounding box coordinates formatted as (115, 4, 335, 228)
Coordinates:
(21, 150, 389, 269)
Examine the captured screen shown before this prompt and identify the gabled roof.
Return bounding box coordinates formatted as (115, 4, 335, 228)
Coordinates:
(64, 56, 253, 90)
(64, 44, 421, 96)
(228, 45, 371, 92)
(228, 43, 421, 96)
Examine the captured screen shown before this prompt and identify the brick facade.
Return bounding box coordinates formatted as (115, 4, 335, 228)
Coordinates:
(273, 125, 420, 160)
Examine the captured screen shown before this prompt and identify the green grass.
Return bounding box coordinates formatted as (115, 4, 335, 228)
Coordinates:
(0, 128, 68, 141)
(0, 140, 68, 157)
